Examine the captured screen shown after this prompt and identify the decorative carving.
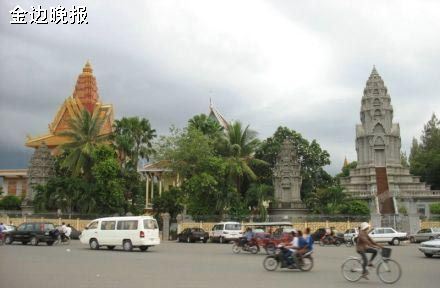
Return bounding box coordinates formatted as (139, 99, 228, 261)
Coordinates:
(24, 142, 55, 205)
(273, 139, 302, 205)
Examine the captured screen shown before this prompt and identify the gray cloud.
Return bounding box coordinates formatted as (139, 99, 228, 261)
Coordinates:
(1, 0, 439, 174)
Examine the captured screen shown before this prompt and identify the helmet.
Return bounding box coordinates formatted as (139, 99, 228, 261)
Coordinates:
(360, 222, 370, 231)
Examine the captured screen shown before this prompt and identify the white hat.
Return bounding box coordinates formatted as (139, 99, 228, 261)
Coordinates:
(360, 222, 370, 231)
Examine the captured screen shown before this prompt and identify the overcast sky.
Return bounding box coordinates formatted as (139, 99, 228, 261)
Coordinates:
(1, 0, 439, 175)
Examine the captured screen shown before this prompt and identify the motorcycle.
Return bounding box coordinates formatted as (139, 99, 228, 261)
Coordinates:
(232, 238, 260, 254)
(319, 235, 343, 246)
(263, 245, 313, 271)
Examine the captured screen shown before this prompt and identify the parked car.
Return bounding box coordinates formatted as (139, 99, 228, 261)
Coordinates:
(80, 216, 160, 251)
(409, 228, 440, 243)
(3, 222, 57, 246)
(418, 235, 440, 258)
(55, 225, 82, 240)
(344, 228, 359, 242)
(368, 227, 408, 245)
(177, 228, 209, 243)
(312, 227, 344, 241)
(209, 222, 242, 243)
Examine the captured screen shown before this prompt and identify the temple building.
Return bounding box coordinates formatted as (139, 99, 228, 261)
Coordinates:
(0, 62, 114, 199)
(25, 61, 114, 153)
(341, 67, 440, 221)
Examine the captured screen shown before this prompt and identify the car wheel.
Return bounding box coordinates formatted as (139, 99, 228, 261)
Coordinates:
(409, 236, 415, 243)
(22, 241, 28, 245)
(89, 239, 99, 250)
(139, 246, 149, 251)
(4, 235, 13, 245)
(107, 246, 115, 250)
(46, 241, 54, 246)
(203, 239, 208, 243)
(424, 253, 433, 258)
(392, 238, 400, 246)
(429, 236, 434, 240)
(123, 240, 133, 252)
(335, 240, 341, 247)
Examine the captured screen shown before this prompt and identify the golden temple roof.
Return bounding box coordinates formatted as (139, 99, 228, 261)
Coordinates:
(25, 62, 114, 150)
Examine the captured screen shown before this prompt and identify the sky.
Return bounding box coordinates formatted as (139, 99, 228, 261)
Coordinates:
(1, 0, 439, 175)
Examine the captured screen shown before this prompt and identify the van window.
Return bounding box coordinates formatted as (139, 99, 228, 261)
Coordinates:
(144, 219, 158, 230)
(88, 221, 98, 230)
(101, 221, 116, 230)
(225, 224, 240, 230)
(117, 220, 138, 230)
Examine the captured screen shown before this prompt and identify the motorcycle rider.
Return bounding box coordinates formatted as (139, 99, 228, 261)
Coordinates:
(241, 227, 255, 247)
(356, 222, 383, 279)
(283, 230, 299, 267)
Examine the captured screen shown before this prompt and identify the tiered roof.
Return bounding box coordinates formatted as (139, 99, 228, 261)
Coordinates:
(25, 62, 114, 150)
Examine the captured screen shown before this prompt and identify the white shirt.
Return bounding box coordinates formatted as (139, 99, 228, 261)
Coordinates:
(65, 226, 72, 237)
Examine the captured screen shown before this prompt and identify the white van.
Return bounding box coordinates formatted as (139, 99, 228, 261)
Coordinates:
(80, 216, 160, 251)
(209, 222, 242, 243)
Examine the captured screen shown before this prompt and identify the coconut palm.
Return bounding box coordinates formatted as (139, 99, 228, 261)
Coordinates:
(222, 121, 266, 194)
(57, 109, 110, 178)
(113, 117, 156, 169)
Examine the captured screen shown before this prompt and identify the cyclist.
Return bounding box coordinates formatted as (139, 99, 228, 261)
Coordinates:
(65, 224, 72, 241)
(356, 222, 383, 279)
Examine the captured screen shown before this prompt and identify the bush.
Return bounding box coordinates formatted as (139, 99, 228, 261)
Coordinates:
(340, 200, 370, 215)
(0, 195, 22, 210)
(430, 203, 440, 214)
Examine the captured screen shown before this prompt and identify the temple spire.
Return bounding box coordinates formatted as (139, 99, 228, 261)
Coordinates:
(343, 157, 349, 168)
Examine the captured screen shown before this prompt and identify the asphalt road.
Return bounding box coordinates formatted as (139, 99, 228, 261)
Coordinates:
(1, 240, 439, 288)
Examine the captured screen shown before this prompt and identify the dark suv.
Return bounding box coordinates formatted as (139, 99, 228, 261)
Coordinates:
(4, 222, 57, 246)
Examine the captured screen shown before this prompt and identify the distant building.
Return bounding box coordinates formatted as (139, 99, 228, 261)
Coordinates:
(25, 61, 114, 153)
(340, 67, 440, 221)
(1, 62, 115, 199)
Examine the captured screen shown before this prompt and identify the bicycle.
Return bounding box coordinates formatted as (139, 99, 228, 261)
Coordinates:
(341, 247, 401, 284)
(54, 234, 70, 245)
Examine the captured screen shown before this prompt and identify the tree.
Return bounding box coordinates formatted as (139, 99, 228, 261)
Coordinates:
(255, 126, 331, 198)
(222, 121, 264, 195)
(246, 183, 273, 221)
(188, 114, 224, 137)
(91, 145, 125, 214)
(0, 196, 22, 210)
(340, 200, 370, 216)
(57, 109, 110, 178)
(430, 203, 440, 215)
(152, 187, 184, 219)
(409, 113, 440, 189)
(113, 117, 156, 169)
(336, 161, 357, 178)
(305, 184, 346, 214)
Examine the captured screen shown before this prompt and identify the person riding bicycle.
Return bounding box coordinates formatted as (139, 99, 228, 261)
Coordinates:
(59, 222, 68, 242)
(65, 224, 72, 241)
(356, 222, 383, 279)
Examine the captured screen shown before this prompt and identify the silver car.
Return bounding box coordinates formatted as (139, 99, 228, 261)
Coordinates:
(419, 235, 440, 258)
(410, 228, 440, 243)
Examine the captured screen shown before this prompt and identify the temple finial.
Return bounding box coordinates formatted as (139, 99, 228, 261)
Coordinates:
(83, 60, 93, 74)
(343, 156, 349, 168)
(371, 65, 378, 76)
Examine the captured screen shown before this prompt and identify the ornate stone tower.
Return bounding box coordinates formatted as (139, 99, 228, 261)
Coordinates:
(341, 67, 440, 224)
(356, 67, 401, 168)
(23, 143, 55, 210)
(273, 139, 302, 206)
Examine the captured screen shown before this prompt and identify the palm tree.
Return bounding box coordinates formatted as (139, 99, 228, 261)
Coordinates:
(188, 114, 224, 136)
(222, 121, 265, 194)
(246, 183, 273, 221)
(113, 117, 156, 169)
(57, 109, 109, 178)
